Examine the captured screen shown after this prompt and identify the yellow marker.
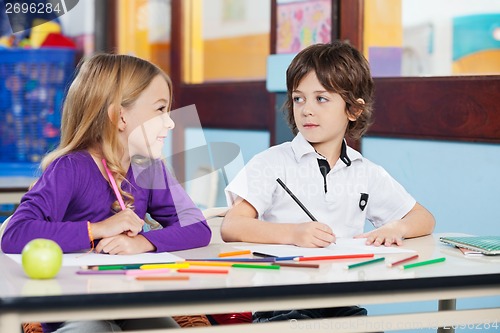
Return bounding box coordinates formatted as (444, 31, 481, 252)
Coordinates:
(140, 263, 190, 270)
(185, 261, 235, 267)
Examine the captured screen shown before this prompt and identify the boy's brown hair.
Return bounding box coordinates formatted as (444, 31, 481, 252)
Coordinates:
(284, 40, 374, 140)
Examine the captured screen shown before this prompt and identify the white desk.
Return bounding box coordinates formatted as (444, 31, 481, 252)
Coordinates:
(1, 234, 499, 333)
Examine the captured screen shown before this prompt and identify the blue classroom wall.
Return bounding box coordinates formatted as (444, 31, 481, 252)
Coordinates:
(266, 54, 296, 92)
(361, 137, 500, 235)
(361, 137, 500, 333)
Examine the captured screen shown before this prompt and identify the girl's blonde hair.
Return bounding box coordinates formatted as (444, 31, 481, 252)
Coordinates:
(41, 53, 172, 211)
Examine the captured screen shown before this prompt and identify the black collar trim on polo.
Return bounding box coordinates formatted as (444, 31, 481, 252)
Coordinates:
(316, 140, 351, 193)
(340, 140, 351, 166)
(317, 159, 330, 193)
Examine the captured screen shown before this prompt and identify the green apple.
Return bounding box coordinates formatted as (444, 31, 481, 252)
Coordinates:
(21, 239, 63, 279)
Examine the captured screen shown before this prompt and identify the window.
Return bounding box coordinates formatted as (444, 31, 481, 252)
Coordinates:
(182, 0, 270, 83)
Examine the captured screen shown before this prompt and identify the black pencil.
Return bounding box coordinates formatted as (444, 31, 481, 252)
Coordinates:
(276, 178, 317, 221)
(276, 178, 335, 244)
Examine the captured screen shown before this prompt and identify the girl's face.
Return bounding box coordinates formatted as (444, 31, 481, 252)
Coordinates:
(292, 71, 355, 154)
(122, 75, 174, 160)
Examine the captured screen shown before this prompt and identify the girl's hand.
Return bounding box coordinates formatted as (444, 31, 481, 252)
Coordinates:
(291, 221, 336, 248)
(92, 209, 145, 239)
(354, 221, 404, 247)
(96, 234, 155, 255)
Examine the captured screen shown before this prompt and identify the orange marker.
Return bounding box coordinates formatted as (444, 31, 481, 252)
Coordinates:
(135, 275, 189, 281)
(218, 250, 251, 257)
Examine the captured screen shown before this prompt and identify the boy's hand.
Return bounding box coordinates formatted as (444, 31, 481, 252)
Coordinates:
(354, 221, 404, 246)
(92, 209, 145, 239)
(96, 234, 154, 254)
(291, 221, 336, 247)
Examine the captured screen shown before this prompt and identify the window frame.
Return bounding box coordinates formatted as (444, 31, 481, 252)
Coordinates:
(340, 0, 500, 144)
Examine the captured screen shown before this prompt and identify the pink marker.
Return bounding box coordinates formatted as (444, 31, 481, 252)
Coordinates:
(102, 159, 126, 210)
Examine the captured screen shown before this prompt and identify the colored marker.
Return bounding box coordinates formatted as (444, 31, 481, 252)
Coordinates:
(177, 268, 229, 274)
(140, 263, 190, 270)
(185, 261, 234, 267)
(275, 262, 320, 269)
(102, 159, 126, 210)
(295, 253, 374, 262)
(345, 257, 385, 270)
(218, 250, 252, 257)
(252, 252, 276, 258)
(185, 258, 275, 263)
(387, 254, 419, 267)
(400, 257, 446, 270)
(125, 268, 171, 276)
(135, 275, 190, 281)
(83, 264, 149, 271)
(274, 256, 300, 261)
(232, 264, 281, 270)
(76, 270, 126, 275)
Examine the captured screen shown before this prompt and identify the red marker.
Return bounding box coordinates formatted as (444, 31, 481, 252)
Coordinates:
(294, 253, 374, 262)
(387, 254, 419, 267)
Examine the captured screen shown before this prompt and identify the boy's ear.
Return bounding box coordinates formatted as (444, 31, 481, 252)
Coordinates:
(108, 104, 126, 131)
(347, 98, 365, 121)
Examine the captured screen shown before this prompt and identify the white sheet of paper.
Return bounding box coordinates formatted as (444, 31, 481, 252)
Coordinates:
(6, 251, 184, 267)
(331, 238, 416, 254)
(236, 238, 415, 257)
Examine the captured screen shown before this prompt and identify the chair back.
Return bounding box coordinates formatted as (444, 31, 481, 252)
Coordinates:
(0, 215, 12, 251)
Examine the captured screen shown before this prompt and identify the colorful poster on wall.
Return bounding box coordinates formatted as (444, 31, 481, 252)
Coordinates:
(277, 0, 331, 54)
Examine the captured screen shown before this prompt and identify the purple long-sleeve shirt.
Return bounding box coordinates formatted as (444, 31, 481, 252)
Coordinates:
(1, 150, 211, 254)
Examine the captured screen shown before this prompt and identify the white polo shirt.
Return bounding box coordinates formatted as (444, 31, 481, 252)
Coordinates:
(225, 133, 416, 237)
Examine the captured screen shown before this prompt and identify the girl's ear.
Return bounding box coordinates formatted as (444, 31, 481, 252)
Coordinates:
(347, 98, 365, 121)
(108, 104, 126, 131)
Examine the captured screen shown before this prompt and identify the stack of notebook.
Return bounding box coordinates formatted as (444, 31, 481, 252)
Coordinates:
(439, 236, 500, 255)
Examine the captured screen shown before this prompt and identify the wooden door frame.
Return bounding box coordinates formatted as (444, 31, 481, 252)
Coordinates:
(168, 0, 275, 180)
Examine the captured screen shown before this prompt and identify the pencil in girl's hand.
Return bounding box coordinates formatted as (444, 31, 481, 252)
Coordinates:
(387, 254, 419, 267)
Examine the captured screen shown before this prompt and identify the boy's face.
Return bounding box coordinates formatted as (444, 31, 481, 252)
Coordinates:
(123, 75, 174, 160)
(292, 71, 356, 154)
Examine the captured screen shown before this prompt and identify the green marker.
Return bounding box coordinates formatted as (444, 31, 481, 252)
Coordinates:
(345, 257, 385, 270)
(400, 257, 446, 270)
(84, 264, 152, 271)
(232, 264, 281, 270)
